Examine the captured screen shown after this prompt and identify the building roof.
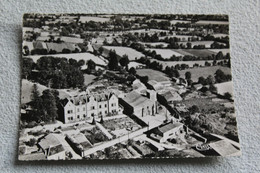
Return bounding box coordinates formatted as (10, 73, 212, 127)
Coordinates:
(209, 140, 240, 157)
(38, 134, 62, 150)
(123, 91, 153, 108)
(160, 90, 182, 102)
(148, 80, 158, 86)
(68, 133, 92, 150)
(158, 122, 183, 134)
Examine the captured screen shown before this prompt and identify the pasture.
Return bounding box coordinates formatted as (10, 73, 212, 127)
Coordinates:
(195, 20, 229, 25)
(21, 79, 70, 104)
(147, 48, 183, 58)
(102, 46, 145, 60)
(136, 69, 170, 82)
(79, 16, 110, 23)
(179, 49, 216, 58)
(179, 66, 231, 82)
(27, 53, 108, 66)
(215, 81, 233, 96)
(84, 74, 96, 86)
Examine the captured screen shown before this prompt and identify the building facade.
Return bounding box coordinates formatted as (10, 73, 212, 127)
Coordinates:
(59, 92, 119, 124)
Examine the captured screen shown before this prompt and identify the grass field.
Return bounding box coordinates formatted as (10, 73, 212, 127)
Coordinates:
(210, 49, 230, 55)
(79, 16, 110, 23)
(21, 79, 48, 104)
(83, 74, 96, 86)
(215, 81, 233, 96)
(136, 69, 170, 82)
(147, 48, 183, 58)
(21, 79, 71, 104)
(195, 20, 229, 25)
(179, 49, 216, 58)
(27, 53, 108, 65)
(179, 66, 231, 82)
(103, 46, 145, 61)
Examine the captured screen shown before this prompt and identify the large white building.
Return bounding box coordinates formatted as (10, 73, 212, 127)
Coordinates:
(59, 92, 119, 124)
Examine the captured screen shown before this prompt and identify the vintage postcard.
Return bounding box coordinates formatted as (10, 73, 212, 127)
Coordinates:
(19, 14, 241, 161)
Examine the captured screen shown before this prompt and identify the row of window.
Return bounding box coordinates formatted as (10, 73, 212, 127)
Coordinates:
(68, 103, 117, 113)
(68, 114, 87, 121)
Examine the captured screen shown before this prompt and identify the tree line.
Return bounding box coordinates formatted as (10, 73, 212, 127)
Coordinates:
(22, 56, 84, 89)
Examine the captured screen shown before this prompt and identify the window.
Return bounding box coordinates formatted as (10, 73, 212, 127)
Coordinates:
(77, 108, 80, 112)
(105, 111, 107, 114)
(99, 105, 102, 108)
(83, 114, 86, 118)
(111, 103, 114, 107)
(77, 115, 80, 119)
(71, 110, 73, 113)
(83, 107, 85, 111)
(92, 106, 95, 110)
(71, 117, 73, 120)
(105, 104, 107, 108)
(67, 110, 70, 114)
(99, 111, 102, 115)
(91, 113, 94, 116)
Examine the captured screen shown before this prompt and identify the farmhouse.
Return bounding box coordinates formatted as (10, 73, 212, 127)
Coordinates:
(157, 90, 182, 106)
(132, 79, 147, 94)
(58, 92, 119, 124)
(38, 134, 66, 160)
(147, 80, 164, 91)
(150, 122, 187, 143)
(120, 90, 157, 117)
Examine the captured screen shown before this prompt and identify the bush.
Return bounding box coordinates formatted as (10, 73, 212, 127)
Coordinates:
(26, 138, 36, 147)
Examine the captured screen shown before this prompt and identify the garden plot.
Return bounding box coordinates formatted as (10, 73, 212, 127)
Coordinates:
(81, 126, 109, 145)
(147, 48, 183, 59)
(102, 117, 141, 138)
(27, 52, 107, 65)
(103, 46, 145, 60)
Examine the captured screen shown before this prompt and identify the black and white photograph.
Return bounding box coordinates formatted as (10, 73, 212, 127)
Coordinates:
(19, 14, 241, 161)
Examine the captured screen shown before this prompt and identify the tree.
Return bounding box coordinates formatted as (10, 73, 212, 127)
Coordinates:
(189, 105, 199, 114)
(209, 84, 217, 93)
(119, 54, 129, 68)
(215, 69, 227, 83)
(198, 76, 206, 85)
(206, 75, 215, 85)
(87, 59, 96, 71)
(185, 71, 191, 80)
(42, 89, 58, 122)
(186, 42, 192, 49)
(108, 50, 118, 70)
(22, 58, 34, 79)
(129, 67, 136, 75)
(77, 59, 85, 67)
(224, 92, 232, 100)
(30, 84, 44, 122)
